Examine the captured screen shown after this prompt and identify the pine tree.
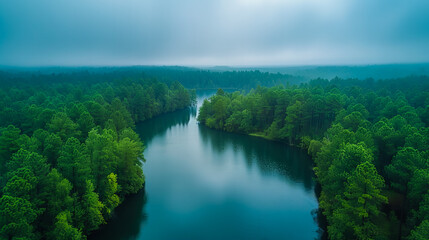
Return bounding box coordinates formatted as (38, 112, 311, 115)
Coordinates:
(75, 180, 105, 234)
(329, 162, 388, 240)
(57, 137, 92, 193)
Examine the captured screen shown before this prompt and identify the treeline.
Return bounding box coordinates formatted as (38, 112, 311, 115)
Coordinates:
(141, 67, 306, 89)
(0, 67, 305, 90)
(0, 73, 194, 239)
(197, 76, 429, 239)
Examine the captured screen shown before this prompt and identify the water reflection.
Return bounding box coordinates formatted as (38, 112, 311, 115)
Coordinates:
(90, 91, 320, 240)
(90, 190, 148, 240)
(91, 108, 193, 240)
(135, 107, 192, 144)
(198, 125, 315, 191)
(190, 105, 197, 118)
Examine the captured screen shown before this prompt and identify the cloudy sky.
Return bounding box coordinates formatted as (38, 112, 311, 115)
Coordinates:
(0, 0, 428, 66)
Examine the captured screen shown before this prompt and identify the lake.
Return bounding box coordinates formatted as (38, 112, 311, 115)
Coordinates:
(90, 90, 321, 240)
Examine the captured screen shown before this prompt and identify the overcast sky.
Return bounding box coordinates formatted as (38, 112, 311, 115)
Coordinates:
(1, 0, 428, 66)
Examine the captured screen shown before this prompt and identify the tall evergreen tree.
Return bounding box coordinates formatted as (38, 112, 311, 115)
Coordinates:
(116, 137, 144, 195)
(75, 180, 105, 234)
(57, 137, 92, 193)
(329, 162, 388, 240)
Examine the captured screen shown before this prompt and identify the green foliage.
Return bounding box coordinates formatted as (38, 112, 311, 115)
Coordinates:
(48, 112, 80, 140)
(3, 167, 37, 200)
(408, 169, 429, 209)
(197, 77, 429, 240)
(43, 169, 74, 223)
(340, 111, 369, 131)
(328, 162, 388, 240)
(283, 100, 304, 143)
(85, 129, 118, 194)
(77, 111, 95, 139)
(0, 125, 21, 162)
(0, 74, 193, 239)
(307, 140, 322, 158)
(103, 173, 120, 217)
(43, 133, 63, 166)
(1, 69, 428, 239)
(0, 125, 22, 187)
(385, 147, 426, 193)
(75, 181, 105, 234)
(51, 211, 84, 240)
(408, 220, 429, 240)
(225, 110, 253, 133)
(116, 137, 145, 195)
(0, 195, 38, 239)
(7, 149, 50, 193)
(58, 137, 92, 193)
(198, 86, 349, 144)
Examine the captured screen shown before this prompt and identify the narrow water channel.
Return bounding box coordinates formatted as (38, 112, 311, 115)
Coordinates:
(90, 90, 320, 240)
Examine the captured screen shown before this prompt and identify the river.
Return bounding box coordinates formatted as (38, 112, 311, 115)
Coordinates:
(90, 90, 321, 240)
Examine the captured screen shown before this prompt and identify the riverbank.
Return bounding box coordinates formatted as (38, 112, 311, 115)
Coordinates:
(90, 91, 320, 240)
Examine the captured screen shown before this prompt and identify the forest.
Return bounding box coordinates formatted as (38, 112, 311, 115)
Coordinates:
(1, 0, 428, 238)
(0, 67, 305, 90)
(198, 76, 429, 239)
(1, 68, 429, 240)
(0, 72, 194, 239)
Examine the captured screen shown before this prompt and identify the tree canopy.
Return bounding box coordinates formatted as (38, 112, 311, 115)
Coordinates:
(0, 72, 194, 239)
(198, 76, 429, 239)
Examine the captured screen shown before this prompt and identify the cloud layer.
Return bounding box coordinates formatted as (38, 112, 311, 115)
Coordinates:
(1, 0, 428, 66)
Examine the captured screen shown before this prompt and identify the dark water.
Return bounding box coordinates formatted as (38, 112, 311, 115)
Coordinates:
(90, 91, 320, 240)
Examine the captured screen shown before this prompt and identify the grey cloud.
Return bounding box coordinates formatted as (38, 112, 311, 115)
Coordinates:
(0, 0, 428, 66)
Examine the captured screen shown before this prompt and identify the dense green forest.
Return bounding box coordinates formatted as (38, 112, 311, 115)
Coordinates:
(208, 63, 429, 81)
(198, 76, 429, 239)
(2, 68, 429, 239)
(0, 72, 194, 239)
(0, 67, 305, 90)
(139, 67, 305, 89)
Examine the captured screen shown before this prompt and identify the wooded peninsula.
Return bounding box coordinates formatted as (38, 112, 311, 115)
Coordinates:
(198, 76, 429, 239)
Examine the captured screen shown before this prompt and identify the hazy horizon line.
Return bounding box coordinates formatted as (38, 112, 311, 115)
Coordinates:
(1, 61, 429, 69)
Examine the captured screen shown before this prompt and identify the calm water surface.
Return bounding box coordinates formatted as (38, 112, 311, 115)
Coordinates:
(91, 91, 320, 240)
